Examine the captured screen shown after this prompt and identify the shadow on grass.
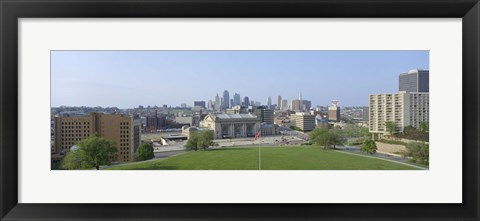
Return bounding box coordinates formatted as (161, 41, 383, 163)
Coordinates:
(114, 165, 179, 170)
(206, 148, 255, 152)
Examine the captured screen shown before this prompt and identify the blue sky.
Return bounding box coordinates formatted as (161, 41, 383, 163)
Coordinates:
(51, 51, 429, 109)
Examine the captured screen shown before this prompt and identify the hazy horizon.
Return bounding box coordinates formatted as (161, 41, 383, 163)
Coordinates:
(51, 50, 429, 109)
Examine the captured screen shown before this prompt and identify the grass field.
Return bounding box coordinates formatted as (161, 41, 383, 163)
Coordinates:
(107, 146, 420, 170)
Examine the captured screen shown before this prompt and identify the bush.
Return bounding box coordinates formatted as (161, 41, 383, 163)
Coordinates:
(135, 143, 154, 161)
(402, 142, 429, 165)
(360, 139, 377, 155)
(300, 142, 313, 146)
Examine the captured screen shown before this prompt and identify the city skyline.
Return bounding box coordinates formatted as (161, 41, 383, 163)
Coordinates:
(51, 50, 429, 109)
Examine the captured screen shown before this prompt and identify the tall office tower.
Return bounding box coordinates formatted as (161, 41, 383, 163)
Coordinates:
(290, 99, 302, 112)
(215, 93, 221, 111)
(267, 96, 272, 109)
(250, 100, 255, 106)
(399, 69, 429, 92)
(369, 92, 429, 136)
(281, 99, 288, 110)
(230, 99, 234, 108)
(207, 100, 213, 110)
(233, 93, 241, 106)
(299, 92, 303, 111)
(302, 100, 312, 111)
(223, 90, 230, 110)
(53, 112, 141, 162)
(328, 100, 341, 122)
(277, 96, 282, 110)
(194, 101, 206, 108)
(243, 96, 250, 107)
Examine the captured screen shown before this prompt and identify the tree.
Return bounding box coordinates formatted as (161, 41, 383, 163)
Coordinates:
(329, 126, 346, 149)
(420, 121, 429, 133)
(60, 148, 83, 170)
(309, 128, 332, 149)
(61, 136, 117, 170)
(402, 142, 429, 165)
(384, 121, 397, 135)
(135, 143, 154, 161)
(360, 139, 377, 154)
(185, 130, 216, 151)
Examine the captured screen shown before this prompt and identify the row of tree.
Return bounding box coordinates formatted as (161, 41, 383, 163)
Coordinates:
(61, 136, 155, 170)
(309, 127, 378, 154)
(384, 121, 429, 135)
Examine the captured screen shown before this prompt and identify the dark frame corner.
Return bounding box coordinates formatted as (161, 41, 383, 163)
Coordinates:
(1, 0, 479, 220)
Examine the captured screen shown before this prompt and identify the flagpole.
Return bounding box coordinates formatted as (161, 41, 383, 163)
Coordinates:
(259, 135, 261, 170)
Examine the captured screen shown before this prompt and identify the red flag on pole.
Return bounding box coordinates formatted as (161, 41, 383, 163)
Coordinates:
(255, 131, 261, 140)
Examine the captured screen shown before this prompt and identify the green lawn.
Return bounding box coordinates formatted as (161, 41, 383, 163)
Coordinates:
(107, 146, 420, 170)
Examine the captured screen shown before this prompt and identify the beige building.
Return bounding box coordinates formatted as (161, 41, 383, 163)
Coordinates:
(53, 112, 141, 162)
(199, 113, 261, 139)
(290, 112, 316, 131)
(369, 91, 429, 136)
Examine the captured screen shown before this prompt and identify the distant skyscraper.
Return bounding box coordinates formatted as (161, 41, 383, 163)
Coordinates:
(299, 92, 303, 112)
(302, 100, 312, 111)
(250, 100, 255, 106)
(399, 69, 429, 92)
(207, 100, 213, 110)
(215, 93, 220, 111)
(194, 101, 206, 108)
(281, 99, 288, 110)
(223, 90, 230, 110)
(230, 99, 234, 108)
(290, 99, 302, 112)
(267, 96, 272, 109)
(244, 96, 250, 107)
(277, 96, 282, 110)
(233, 93, 241, 106)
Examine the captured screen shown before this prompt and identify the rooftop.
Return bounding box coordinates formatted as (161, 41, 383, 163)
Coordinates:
(215, 113, 258, 119)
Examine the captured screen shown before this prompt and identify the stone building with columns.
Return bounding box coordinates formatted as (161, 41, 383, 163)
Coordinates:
(200, 113, 261, 139)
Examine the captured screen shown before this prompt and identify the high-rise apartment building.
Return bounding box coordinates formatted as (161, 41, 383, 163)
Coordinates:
(369, 91, 429, 136)
(53, 112, 141, 162)
(399, 69, 429, 92)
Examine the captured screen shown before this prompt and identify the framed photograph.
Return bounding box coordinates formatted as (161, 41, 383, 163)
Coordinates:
(1, 0, 479, 220)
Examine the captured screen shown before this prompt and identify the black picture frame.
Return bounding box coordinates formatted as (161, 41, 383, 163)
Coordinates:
(1, 0, 479, 220)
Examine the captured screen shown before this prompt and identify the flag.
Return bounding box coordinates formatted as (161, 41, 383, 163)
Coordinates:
(255, 131, 261, 140)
